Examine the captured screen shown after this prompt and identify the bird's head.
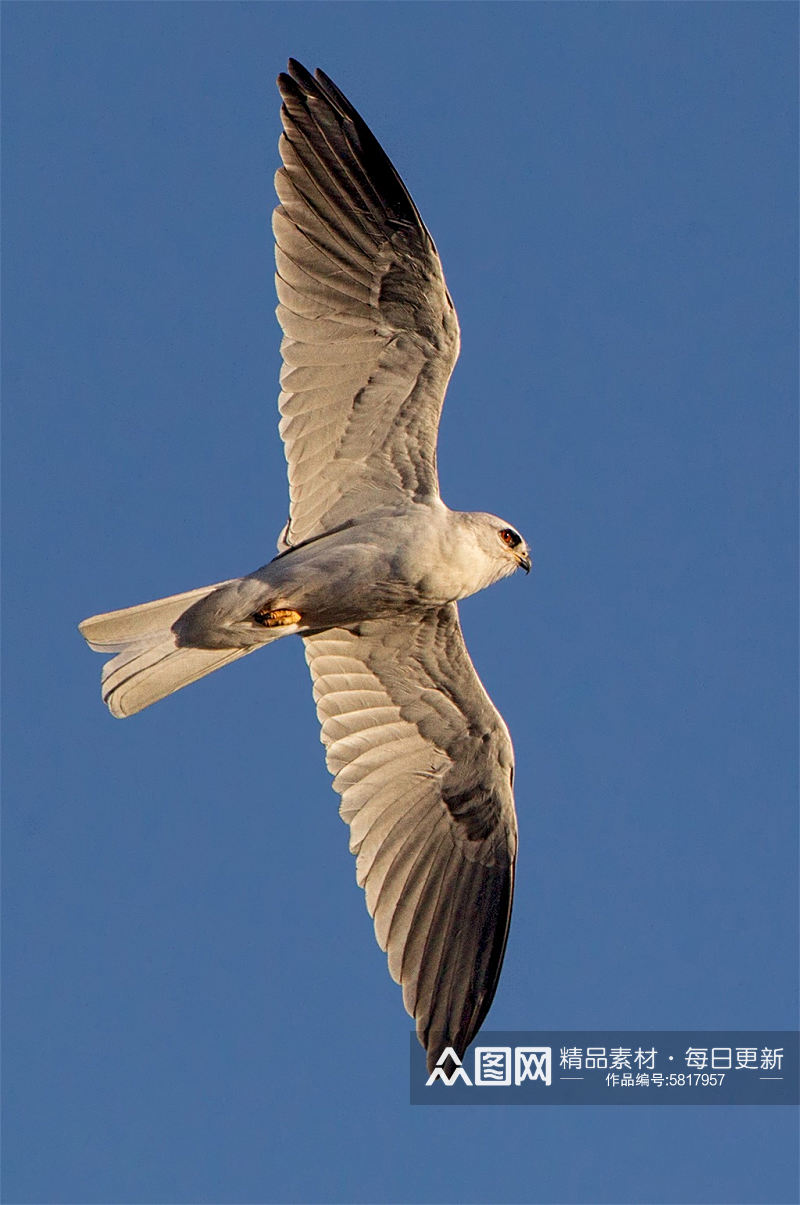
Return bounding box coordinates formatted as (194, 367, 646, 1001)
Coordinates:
(459, 511, 532, 590)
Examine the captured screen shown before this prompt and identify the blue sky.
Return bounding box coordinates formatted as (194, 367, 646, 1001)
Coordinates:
(2, 4, 797, 1203)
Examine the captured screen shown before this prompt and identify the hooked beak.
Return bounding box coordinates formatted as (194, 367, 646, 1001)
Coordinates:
(515, 551, 532, 575)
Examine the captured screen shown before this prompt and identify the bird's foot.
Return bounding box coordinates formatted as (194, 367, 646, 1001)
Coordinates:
(252, 606, 302, 628)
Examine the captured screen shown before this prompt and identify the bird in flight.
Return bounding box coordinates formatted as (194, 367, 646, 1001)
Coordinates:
(80, 59, 530, 1071)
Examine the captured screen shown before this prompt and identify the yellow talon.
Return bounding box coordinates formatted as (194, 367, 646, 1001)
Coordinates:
(253, 607, 302, 628)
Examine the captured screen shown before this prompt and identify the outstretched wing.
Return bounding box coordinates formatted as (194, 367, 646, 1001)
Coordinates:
(303, 605, 517, 1070)
(274, 60, 460, 550)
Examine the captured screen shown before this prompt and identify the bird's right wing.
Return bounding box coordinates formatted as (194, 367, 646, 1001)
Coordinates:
(274, 60, 460, 551)
(303, 604, 517, 1070)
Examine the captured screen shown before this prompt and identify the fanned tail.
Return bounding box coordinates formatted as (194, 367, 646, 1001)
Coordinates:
(79, 581, 253, 718)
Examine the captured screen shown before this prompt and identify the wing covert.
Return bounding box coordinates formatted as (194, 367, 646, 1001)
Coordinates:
(275, 60, 460, 550)
(303, 605, 517, 1069)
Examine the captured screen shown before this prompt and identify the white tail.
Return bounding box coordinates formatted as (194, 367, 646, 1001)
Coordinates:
(79, 581, 253, 718)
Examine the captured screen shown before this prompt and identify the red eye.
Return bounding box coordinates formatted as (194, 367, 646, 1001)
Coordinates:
(499, 528, 520, 549)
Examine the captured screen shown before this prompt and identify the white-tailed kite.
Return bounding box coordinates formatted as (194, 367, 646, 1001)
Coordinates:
(80, 60, 530, 1070)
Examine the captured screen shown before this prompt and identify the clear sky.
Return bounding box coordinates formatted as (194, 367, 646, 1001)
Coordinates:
(3, 4, 797, 1203)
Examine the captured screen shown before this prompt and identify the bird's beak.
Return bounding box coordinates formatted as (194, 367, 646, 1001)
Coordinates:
(516, 551, 532, 575)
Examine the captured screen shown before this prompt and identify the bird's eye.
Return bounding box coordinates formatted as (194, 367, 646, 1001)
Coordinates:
(499, 528, 521, 549)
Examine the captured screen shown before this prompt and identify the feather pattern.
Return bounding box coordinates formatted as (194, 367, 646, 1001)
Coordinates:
(304, 605, 517, 1070)
(274, 60, 460, 550)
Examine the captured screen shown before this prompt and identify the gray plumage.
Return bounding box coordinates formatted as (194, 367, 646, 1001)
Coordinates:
(79, 60, 531, 1071)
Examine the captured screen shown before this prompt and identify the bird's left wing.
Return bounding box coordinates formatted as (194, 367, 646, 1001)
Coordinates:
(274, 60, 460, 550)
(303, 605, 517, 1070)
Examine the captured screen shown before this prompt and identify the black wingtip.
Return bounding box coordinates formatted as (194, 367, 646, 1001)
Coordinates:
(286, 57, 314, 86)
(278, 58, 312, 98)
(280, 59, 350, 119)
(312, 66, 352, 113)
